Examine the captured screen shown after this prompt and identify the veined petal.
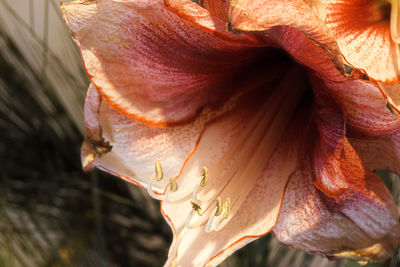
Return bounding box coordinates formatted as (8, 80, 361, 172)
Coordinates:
(162, 134, 302, 267)
(311, 76, 400, 136)
(378, 82, 400, 115)
(321, 0, 400, 115)
(164, 0, 263, 45)
(82, 84, 221, 193)
(62, 0, 256, 126)
(273, 159, 400, 263)
(313, 107, 400, 242)
(266, 26, 347, 82)
(81, 47, 298, 195)
(226, 0, 361, 79)
(195, 0, 230, 22)
(160, 66, 311, 266)
(349, 130, 400, 175)
(323, 0, 400, 83)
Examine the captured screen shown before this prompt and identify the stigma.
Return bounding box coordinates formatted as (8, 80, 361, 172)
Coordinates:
(390, 0, 400, 43)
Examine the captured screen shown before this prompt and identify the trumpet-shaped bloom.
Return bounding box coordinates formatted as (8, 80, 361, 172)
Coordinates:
(62, 0, 400, 266)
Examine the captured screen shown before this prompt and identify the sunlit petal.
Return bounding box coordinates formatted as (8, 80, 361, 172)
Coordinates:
(62, 0, 256, 126)
(161, 90, 313, 266)
(82, 84, 221, 193)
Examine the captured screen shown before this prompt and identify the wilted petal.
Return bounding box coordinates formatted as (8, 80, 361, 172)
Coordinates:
(313, 107, 400, 242)
(273, 159, 400, 263)
(62, 0, 256, 126)
(160, 67, 311, 266)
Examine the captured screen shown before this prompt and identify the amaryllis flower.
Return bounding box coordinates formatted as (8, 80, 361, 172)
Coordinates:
(61, 0, 400, 266)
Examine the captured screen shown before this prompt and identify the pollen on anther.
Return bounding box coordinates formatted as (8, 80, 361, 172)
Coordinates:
(191, 201, 204, 216)
(155, 160, 163, 181)
(200, 166, 208, 187)
(215, 197, 223, 216)
(223, 198, 231, 219)
(169, 178, 178, 192)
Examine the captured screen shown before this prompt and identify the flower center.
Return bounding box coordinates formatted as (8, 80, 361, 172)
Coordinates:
(390, 0, 400, 43)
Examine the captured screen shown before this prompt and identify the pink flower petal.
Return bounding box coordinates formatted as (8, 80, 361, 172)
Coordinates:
(274, 158, 400, 263)
(350, 131, 400, 175)
(226, 0, 360, 79)
(310, 76, 400, 136)
(313, 107, 400, 242)
(164, 0, 263, 45)
(62, 0, 256, 126)
(323, 0, 399, 83)
(82, 84, 224, 192)
(159, 65, 311, 266)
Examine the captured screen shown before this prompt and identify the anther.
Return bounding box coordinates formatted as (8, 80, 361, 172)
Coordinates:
(155, 160, 163, 181)
(223, 197, 231, 219)
(190, 200, 204, 216)
(215, 197, 223, 216)
(200, 166, 208, 187)
(193, 166, 209, 202)
(169, 178, 178, 192)
(205, 196, 226, 233)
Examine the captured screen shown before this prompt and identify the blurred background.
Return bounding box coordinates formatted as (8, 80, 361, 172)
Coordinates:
(0, 0, 399, 266)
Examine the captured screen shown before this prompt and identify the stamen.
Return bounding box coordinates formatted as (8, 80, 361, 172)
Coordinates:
(155, 160, 163, 181)
(212, 198, 231, 231)
(146, 161, 165, 200)
(185, 210, 195, 228)
(192, 185, 200, 203)
(190, 200, 204, 216)
(223, 197, 231, 219)
(215, 197, 223, 216)
(200, 166, 209, 187)
(390, 0, 400, 43)
(192, 166, 209, 202)
(205, 197, 224, 233)
(169, 178, 178, 192)
(146, 182, 164, 200)
(164, 178, 178, 202)
(205, 207, 218, 233)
